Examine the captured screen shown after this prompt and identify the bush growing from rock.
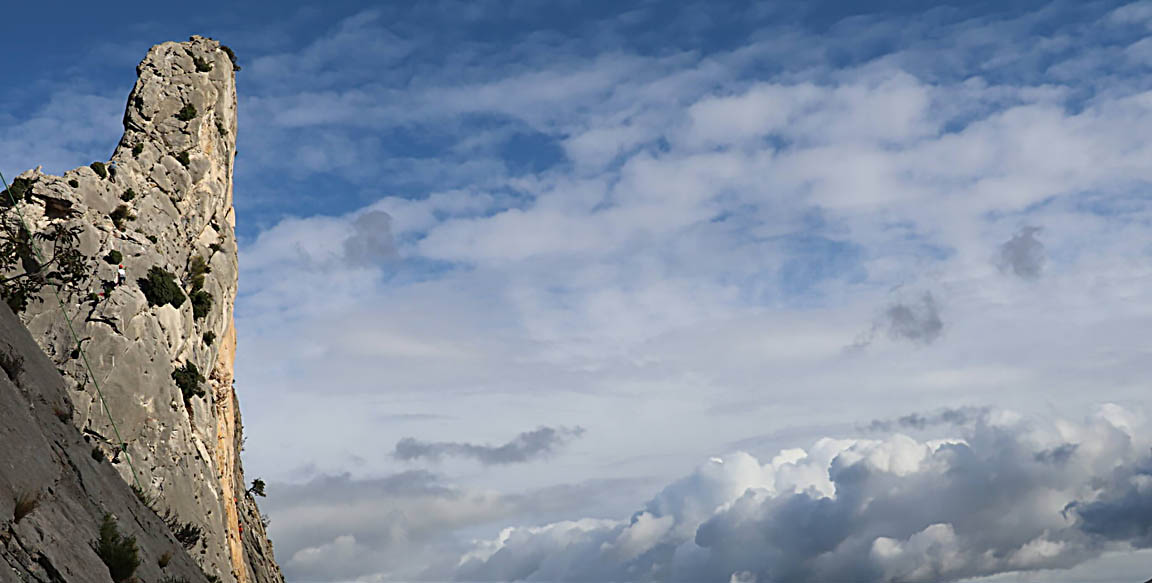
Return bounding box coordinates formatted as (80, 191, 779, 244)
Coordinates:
(176, 151, 191, 167)
(68, 178, 79, 188)
(131, 143, 143, 157)
(161, 507, 203, 549)
(109, 205, 134, 231)
(220, 45, 240, 71)
(90, 162, 108, 179)
(0, 194, 89, 313)
(104, 250, 122, 265)
(189, 255, 210, 290)
(138, 266, 185, 308)
(193, 55, 212, 72)
(175, 103, 197, 121)
(203, 331, 216, 346)
(120, 188, 136, 201)
(172, 362, 205, 404)
(191, 290, 212, 320)
(94, 513, 139, 583)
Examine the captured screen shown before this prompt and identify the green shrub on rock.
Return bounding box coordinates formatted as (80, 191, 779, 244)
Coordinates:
(90, 162, 108, 179)
(176, 151, 190, 167)
(109, 205, 134, 231)
(68, 178, 79, 188)
(189, 255, 210, 290)
(120, 188, 136, 201)
(172, 362, 205, 404)
(104, 250, 122, 265)
(176, 103, 197, 122)
(193, 55, 213, 72)
(131, 143, 143, 157)
(138, 266, 185, 308)
(220, 45, 241, 71)
(191, 290, 212, 320)
(94, 513, 139, 583)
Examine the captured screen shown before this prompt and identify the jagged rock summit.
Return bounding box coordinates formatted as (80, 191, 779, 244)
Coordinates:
(5, 36, 281, 582)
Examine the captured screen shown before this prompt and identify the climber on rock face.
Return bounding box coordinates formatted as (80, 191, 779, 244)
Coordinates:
(108, 160, 118, 183)
(117, 264, 126, 285)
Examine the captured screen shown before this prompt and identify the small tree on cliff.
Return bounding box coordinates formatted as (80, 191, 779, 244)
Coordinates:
(247, 478, 266, 497)
(0, 176, 90, 312)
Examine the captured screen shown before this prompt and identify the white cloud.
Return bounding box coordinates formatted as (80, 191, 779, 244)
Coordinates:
(453, 406, 1150, 582)
(218, 3, 1152, 581)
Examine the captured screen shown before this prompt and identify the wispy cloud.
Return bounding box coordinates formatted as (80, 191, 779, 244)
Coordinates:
(394, 426, 586, 465)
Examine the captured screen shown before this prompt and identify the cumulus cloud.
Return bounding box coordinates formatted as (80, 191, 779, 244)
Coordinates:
(453, 406, 1152, 582)
(998, 226, 1046, 280)
(395, 426, 585, 465)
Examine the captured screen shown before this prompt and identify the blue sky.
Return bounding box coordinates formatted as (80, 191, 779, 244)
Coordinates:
(5, 1, 1152, 581)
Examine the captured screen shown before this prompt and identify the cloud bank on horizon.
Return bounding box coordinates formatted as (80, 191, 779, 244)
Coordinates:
(3, 0, 1152, 581)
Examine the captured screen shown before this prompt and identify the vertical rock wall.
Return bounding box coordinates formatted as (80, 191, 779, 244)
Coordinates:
(10, 36, 280, 582)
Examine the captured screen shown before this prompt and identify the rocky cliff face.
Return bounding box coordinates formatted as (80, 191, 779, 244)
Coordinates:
(0, 298, 214, 582)
(7, 36, 280, 582)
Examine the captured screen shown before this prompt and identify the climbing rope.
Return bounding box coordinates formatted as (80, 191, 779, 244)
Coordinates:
(0, 169, 144, 491)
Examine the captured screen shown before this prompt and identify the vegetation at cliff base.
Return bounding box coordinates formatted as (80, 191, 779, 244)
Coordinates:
(94, 513, 139, 583)
(138, 266, 185, 308)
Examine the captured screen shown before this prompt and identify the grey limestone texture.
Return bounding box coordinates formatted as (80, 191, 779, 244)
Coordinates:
(4, 36, 281, 583)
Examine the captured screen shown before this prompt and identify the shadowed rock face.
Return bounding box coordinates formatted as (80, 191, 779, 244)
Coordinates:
(8, 36, 280, 583)
(0, 300, 213, 581)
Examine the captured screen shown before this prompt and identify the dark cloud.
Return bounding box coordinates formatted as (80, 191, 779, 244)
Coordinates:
(394, 426, 585, 465)
(998, 226, 1046, 280)
(850, 291, 945, 350)
(866, 406, 988, 433)
(884, 292, 943, 344)
(343, 210, 398, 265)
(1071, 455, 1152, 547)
